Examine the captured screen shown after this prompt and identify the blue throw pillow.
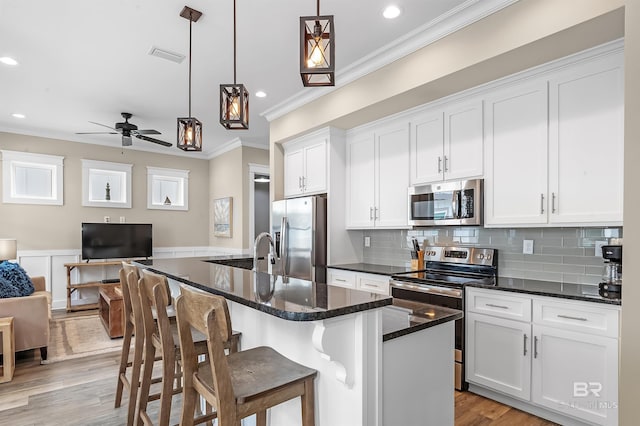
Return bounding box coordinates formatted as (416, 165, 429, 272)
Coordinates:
(0, 261, 34, 297)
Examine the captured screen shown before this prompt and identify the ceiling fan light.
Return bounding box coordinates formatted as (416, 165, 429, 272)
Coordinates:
(300, 15, 335, 87)
(220, 83, 249, 130)
(177, 117, 202, 151)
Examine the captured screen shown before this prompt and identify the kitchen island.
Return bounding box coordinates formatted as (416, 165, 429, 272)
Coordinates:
(137, 257, 461, 426)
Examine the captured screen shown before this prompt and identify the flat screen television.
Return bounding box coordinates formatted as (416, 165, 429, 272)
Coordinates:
(81, 223, 152, 260)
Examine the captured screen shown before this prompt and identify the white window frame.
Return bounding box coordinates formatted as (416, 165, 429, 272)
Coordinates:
(82, 159, 132, 208)
(1, 150, 64, 205)
(147, 166, 189, 211)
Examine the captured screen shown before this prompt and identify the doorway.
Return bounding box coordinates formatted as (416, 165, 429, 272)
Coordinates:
(248, 163, 270, 251)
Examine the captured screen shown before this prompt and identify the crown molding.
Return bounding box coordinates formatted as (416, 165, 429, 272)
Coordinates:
(206, 137, 269, 160)
(261, 0, 519, 123)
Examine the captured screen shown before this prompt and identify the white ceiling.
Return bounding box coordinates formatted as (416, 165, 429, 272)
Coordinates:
(0, 0, 491, 158)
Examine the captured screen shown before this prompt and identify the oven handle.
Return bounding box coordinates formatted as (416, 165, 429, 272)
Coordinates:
(390, 280, 463, 298)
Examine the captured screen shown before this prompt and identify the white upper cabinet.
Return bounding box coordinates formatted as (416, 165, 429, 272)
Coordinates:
(283, 133, 327, 198)
(484, 81, 549, 226)
(548, 53, 624, 225)
(485, 48, 623, 227)
(410, 99, 483, 185)
(346, 122, 410, 229)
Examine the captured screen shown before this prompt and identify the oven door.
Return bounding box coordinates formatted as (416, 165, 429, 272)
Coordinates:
(390, 279, 466, 390)
(408, 179, 483, 226)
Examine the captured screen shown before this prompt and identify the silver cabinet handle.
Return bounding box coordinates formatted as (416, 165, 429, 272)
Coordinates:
(362, 282, 378, 288)
(370, 207, 374, 220)
(540, 193, 545, 214)
(438, 157, 442, 173)
(334, 278, 347, 282)
(302, 176, 306, 190)
(523, 334, 528, 356)
(534, 336, 539, 359)
(557, 314, 588, 322)
(444, 155, 449, 172)
(486, 303, 509, 309)
(374, 207, 379, 220)
(552, 192, 556, 213)
(298, 176, 302, 190)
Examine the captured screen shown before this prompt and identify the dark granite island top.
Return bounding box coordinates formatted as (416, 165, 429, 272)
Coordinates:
(467, 277, 621, 306)
(136, 257, 393, 321)
(382, 299, 463, 341)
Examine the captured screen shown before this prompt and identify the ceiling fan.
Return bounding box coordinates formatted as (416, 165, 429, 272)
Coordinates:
(76, 112, 172, 147)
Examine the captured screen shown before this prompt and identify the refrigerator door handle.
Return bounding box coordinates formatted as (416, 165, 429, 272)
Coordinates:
(280, 216, 288, 275)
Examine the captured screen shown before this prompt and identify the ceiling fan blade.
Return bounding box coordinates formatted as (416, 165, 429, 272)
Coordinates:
(75, 131, 118, 135)
(135, 129, 161, 135)
(88, 121, 118, 131)
(135, 134, 172, 147)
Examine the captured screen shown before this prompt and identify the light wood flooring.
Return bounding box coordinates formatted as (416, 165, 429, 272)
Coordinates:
(0, 311, 557, 425)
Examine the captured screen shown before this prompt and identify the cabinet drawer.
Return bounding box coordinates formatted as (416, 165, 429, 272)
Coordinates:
(466, 288, 532, 322)
(327, 269, 356, 289)
(357, 273, 390, 295)
(533, 297, 620, 338)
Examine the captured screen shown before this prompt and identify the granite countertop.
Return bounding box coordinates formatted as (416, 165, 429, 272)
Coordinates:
(382, 299, 463, 342)
(136, 257, 392, 321)
(467, 277, 621, 306)
(329, 263, 414, 276)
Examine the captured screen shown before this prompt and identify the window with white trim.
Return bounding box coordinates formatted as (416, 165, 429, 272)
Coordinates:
(82, 159, 132, 208)
(1, 150, 64, 205)
(147, 166, 189, 211)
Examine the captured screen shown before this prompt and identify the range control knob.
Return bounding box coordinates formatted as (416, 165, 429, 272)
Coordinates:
(486, 254, 492, 260)
(478, 254, 485, 260)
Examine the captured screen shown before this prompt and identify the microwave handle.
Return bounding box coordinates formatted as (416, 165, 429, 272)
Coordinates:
(452, 190, 462, 219)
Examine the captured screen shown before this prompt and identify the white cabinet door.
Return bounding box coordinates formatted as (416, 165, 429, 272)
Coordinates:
(444, 99, 483, 181)
(484, 81, 549, 226)
(376, 123, 410, 228)
(410, 110, 444, 185)
(548, 54, 623, 224)
(303, 141, 327, 194)
(284, 148, 305, 197)
(346, 133, 376, 228)
(532, 325, 618, 426)
(466, 312, 532, 401)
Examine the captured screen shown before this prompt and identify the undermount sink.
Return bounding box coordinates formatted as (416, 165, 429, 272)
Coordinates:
(206, 258, 254, 270)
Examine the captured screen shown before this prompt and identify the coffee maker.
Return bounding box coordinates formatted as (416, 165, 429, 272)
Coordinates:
(599, 244, 622, 295)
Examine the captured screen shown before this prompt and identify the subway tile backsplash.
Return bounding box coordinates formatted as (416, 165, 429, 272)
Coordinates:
(362, 227, 622, 286)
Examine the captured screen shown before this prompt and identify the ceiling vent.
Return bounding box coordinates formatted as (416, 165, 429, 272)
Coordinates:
(148, 46, 185, 64)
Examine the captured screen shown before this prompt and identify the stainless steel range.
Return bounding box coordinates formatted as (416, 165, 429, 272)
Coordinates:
(390, 245, 498, 391)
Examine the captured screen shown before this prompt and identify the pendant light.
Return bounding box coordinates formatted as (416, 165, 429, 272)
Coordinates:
(300, 0, 334, 87)
(220, 0, 249, 129)
(177, 6, 203, 151)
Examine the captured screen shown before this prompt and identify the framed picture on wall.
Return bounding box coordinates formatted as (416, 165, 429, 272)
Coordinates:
(213, 197, 232, 237)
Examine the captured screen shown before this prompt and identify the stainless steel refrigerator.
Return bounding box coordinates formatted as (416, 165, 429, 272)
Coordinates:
(272, 195, 327, 282)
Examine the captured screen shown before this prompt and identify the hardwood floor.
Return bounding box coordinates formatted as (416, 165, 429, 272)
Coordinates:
(0, 311, 557, 425)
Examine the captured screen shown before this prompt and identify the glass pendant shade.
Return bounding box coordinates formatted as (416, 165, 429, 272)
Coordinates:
(177, 117, 202, 151)
(300, 15, 334, 87)
(220, 83, 249, 129)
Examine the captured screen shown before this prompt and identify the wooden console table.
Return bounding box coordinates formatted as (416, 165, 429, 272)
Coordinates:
(99, 285, 124, 338)
(64, 261, 123, 312)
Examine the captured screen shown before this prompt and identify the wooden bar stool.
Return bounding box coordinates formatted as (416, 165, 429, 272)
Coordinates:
(137, 270, 241, 426)
(114, 263, 146, 426)
(0, 316, 15, 383)
(176, 286, 317, 426)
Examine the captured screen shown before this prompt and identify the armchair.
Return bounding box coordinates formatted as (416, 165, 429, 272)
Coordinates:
(0, 276, 51, 361)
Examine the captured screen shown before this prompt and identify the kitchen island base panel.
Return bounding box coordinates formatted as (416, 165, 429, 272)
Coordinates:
(383, 322, 455, 426)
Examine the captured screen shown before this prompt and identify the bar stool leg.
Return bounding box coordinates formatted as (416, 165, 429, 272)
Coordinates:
(115, 320, 134, 407)
(301, 378, 315, 426)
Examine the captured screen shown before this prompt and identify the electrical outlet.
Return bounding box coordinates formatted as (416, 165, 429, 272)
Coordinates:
(364, 236, 371, 247)
(103, 216, 110, 223)
(595, 240, 607, 257)
(523, 239, 534, 255)
(119, 216, 125, 223)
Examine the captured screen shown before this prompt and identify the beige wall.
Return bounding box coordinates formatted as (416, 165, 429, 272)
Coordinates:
(0, 132, 211, 249)
(209, 145, 269, 250)
(269, 0, 640, 418)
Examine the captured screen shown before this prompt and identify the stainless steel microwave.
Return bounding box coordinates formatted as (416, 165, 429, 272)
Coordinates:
(408, 179, 483, 226)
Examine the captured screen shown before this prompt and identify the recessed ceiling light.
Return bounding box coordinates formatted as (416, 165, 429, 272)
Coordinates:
(255, 91, 267, 98)
(383, 5, 401, 19)
(11, 113, 26, 119)
(0, 57, 18, 66)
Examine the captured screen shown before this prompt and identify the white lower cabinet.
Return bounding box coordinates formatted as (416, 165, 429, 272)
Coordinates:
(327, 268, 390, 296)
(466, 287, 619, 425)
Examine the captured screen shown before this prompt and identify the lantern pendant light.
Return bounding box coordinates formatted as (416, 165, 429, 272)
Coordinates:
(300, 0, 334, 87)
(177, 6, 203, 151)
(220, 0, 249, 129)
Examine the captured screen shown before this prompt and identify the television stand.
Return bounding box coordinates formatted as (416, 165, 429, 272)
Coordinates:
(64, 261, 123, 312)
